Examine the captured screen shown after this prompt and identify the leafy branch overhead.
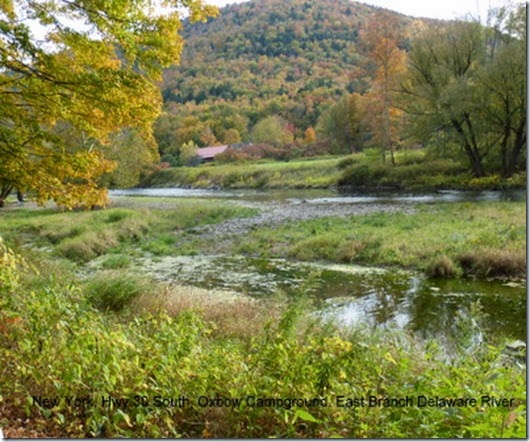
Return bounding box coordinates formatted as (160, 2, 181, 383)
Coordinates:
(0, 0, 218, 208)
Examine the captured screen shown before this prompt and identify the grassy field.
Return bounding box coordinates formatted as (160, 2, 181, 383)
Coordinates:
(143, 156, 344, 189)
(142, 150, 526, 191)
(227, 201, 526, 279)
(0, 199, 257, 263)
(1, 197, 525, 279)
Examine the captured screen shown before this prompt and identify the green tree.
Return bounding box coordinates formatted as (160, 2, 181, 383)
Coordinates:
(0, 0, 217, 208)
(478, 3, 526, 177)
(400, 4, 526, 178)
(180, 140, 199, 165)
(316, 93, 362, 153)
(101, 129, 160, 189)
(222, 128, 242, 144)
(200, 126, 219, 147)
(251, 115, 293, 146)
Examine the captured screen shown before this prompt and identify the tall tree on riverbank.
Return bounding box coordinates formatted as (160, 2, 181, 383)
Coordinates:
(400, 3, 526, 178)
(478, 3, 526, 178)
(0, 0, 218, 208)
(361, 11, 406, 165)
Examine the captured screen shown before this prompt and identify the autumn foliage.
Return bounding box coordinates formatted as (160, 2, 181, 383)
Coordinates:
(0, 0, 218, 209)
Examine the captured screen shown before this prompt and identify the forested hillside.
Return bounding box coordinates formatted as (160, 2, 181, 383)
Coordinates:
(155, 0, 429, 160)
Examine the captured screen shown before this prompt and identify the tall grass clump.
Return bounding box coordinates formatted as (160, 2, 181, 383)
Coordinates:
(57, 230, 118, 262)
(84, 271, 155, 312)
(458, 248, 526, 278)
(425, 255, 462, 278)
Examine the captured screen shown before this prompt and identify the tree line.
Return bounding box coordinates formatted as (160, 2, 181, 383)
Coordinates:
(157, 3, 525, 181)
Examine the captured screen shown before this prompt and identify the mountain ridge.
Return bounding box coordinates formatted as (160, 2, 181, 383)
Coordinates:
(155, 0, 434, 154)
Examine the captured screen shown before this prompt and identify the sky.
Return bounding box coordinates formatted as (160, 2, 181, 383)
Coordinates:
(203, 0, 520, 22)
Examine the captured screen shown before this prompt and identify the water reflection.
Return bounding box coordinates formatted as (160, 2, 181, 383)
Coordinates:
(137, 255, 526, 343)
(109, 186, 525, 343)
(320, 273, 526, 342)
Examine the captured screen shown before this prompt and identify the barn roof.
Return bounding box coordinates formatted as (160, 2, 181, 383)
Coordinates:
(196, 145, 228, 159)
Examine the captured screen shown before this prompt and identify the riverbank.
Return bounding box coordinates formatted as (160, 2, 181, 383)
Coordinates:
(2, 193, 525, 280)
(112, 196, 527, 281)
(215, 200, 526, 280)
(0, 199, 526, 437)
(142, 156, 342, 189)
(141, 151, 526, 192)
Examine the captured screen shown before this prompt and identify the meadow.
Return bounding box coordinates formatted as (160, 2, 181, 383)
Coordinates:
(230, 201, 526, 279)
(143, 156, 343, 189)
(143, 150, 526, 191)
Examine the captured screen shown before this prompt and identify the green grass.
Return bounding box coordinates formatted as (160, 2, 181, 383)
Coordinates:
(0, 200, 257, 263)
(228, 201, 526, 278)
(1, 197, 524, 280)
(143, 150, 526, 191)
(100, 254, 132, 269)
(338, 150, 526, 190)
(142, 156, 345, 189)
(84, 271, 155, 312)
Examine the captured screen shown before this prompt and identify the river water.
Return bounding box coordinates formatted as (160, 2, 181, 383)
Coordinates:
(110, 188, 526, 343)
(111, 187, 525, 203)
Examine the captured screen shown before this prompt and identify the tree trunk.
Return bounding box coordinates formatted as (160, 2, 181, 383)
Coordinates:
(0, 184, 13, 208)
(451, 118, 485, 178)
(505, 123, 526, 178)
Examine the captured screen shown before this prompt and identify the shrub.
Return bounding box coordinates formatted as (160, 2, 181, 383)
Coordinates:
(425, 255, 461, 278)
(0, 273, 526, 438)
(57, 230, 118, 262)
(337, 155, 360, 170)
(458, 249, 526, 278)
(0, 238, 25, 294)
(300, 141, 332, 158)
(396, 149, 427, 165)
(215, 148, 250, 163)
(338, 162, 391, 187)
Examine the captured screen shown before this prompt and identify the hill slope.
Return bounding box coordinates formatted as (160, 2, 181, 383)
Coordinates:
(156, 0, 429, 153)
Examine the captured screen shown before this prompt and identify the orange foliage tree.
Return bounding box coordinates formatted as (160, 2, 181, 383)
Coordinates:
(361, 11, 406, 164)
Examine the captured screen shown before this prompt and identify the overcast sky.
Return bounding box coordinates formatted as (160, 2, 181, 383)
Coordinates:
(204, 0, 521, 21)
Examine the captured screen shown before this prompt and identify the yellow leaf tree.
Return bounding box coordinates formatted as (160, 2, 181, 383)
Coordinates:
(361, 11, 406, 165)
(0, 0, 218, 209)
